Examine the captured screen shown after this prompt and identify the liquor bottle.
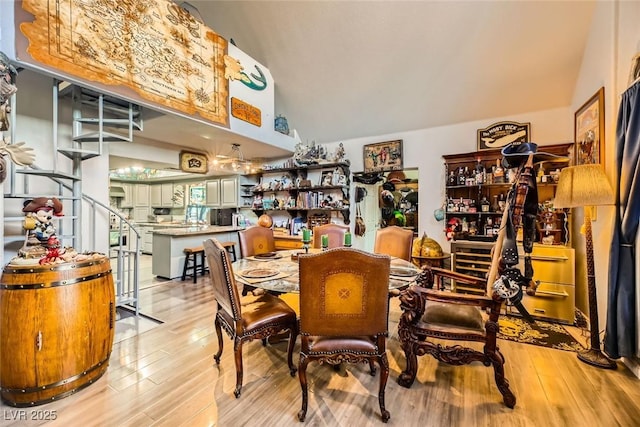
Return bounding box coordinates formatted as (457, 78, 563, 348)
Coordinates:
(498, 193, 506, 213)
(461, 217, 469, 233)
(492, 194, 499, 212)
(468, 199, 477, 213)
(493, 159, 504, 184)
(447, 197, 455, 212)
(485, 217, 493, 235)
(448, 170, 457, 186)
(458, 166, 467, 185)
(480, 196, 490, 212)
(475, 160, 485, 185)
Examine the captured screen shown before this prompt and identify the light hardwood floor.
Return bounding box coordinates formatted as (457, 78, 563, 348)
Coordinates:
(2, 257, 639, 427)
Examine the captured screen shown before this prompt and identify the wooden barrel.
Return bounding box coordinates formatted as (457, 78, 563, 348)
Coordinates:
(0, 256, 115, 407)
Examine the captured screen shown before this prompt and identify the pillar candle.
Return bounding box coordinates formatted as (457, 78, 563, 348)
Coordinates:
(302, 228, 311, 242)
(344, 232, 352, 246)
(321, 234, 329, 248)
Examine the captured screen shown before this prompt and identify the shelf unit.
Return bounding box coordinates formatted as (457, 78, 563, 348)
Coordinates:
(251, 162, 351, 225)
(443, 143, 573, 243)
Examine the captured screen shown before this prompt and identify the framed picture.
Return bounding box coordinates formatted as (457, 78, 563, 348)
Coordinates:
(363, 140, 403, 173)
(574, 87, 605, 165)
(179, 151, 208, 174)
(334, 174, 347, 186)
(320, 171, 333, 186)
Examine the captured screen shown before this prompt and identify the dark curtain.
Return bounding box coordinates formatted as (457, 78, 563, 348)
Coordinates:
(605, 79, 640, 359)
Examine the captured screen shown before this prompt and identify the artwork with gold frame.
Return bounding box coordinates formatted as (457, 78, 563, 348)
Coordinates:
(179, 151, 209, 174)
(363, 140, 403, 173)
(574, 87, 604, 165)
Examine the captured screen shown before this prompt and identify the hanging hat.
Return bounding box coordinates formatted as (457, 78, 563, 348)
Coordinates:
(353, 172, 384, 184)
(501, 142, 564, 168)
(386, 170, 406, 184)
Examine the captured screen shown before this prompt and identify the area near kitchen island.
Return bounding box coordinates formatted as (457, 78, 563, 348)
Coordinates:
(151, 226, 243, 279)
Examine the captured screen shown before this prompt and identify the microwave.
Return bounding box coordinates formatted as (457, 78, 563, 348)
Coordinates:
(210, 208, 234, 226)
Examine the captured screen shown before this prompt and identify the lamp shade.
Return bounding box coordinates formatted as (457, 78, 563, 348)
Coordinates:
(553, 164, 614, 208)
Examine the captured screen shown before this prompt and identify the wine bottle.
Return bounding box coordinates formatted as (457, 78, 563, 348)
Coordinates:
(480, 196, 490, 212)
(493, 159, 504, 184)
(475, 160, 485, 185)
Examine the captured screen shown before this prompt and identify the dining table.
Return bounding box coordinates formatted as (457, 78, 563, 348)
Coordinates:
(231, 249, 421, 294)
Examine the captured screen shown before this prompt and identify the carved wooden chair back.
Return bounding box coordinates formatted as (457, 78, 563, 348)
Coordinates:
(374, 225, 414, 261)
(203, 238, 298, 398)
(297, 248, 391, 422)
(311, 223, 349, 249)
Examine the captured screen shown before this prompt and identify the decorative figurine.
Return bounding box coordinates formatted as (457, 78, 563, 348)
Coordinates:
(19, 197, 64, 259)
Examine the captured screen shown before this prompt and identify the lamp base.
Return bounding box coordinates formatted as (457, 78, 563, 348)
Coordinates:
(577, 348, 617, 369)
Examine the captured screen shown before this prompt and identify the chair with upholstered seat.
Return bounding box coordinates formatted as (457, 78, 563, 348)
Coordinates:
(203, 238, 298, 398)
(297, 248, 392, 422)
(311, 223, 349, 249)
(396, 266, 516, 408)
(238, 226, 276, 258)
(373, 225, 414, 261)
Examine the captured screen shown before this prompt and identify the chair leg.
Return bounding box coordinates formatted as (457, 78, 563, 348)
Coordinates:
(369, 360, 376, 376)
(489, 349, 516, 408)
(377, 353, 391, 423)
(297, 355, 310, 422)
(213, 317, 224, 364)
(397, 341, 418, 388)
(233, 339, 244, 398)
(287, 324, 298, 377)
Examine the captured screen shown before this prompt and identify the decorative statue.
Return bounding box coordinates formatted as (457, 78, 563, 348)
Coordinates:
(19, 197, 64, 261)
(0, 50, 36, 182)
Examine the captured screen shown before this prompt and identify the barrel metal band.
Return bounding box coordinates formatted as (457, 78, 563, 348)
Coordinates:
(0, 270, 112, 290)
(2, 259, 106, 274)
(0, 354, 110, 394)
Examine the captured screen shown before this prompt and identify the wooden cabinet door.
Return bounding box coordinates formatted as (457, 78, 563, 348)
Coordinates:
(206, 180, 221, 207)
(220, 177, 238, 207)
(150, 184, 162, 207)
(134, 184, 150, 207)
(161, 183, 174, 207)
(121, 183, 133, 208)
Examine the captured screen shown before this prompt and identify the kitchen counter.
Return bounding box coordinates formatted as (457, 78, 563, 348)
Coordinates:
(152, 225, 242, 236)
(152, 226, 244, 279)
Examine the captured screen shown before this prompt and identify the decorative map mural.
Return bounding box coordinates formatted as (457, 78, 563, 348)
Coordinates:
(19, 0, 229, 126)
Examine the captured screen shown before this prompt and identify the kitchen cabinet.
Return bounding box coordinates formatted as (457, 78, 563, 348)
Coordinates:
(134, 184, 150, 207)
(206, 179, 220, 206)
(220, 177, 238, 207)
(121, 183, 133, 208)
(151, 183, 178, 208)
(206, 176, 238, 207)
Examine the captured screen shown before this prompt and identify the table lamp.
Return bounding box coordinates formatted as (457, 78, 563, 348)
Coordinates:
(553, 164, 616, 369)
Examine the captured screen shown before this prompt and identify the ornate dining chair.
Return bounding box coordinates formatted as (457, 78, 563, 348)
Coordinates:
(396, 266, 516, 408)
(311, 223, 349, 248)
(297, 248, 392, 422)
(238, 226, 276, 258)
(373, 225, 414, 261)
(203, 238, 298, 398)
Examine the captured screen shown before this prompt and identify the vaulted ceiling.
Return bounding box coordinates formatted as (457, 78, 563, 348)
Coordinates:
(111, 1, 596, 170)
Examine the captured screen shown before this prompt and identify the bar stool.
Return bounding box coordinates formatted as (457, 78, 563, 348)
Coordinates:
(182, 246, 206, 283)
(220, 241, 237, 262)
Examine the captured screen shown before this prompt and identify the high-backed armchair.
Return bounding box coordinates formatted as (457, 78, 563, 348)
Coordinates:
(311, 223, 349, 249)
(297, 248, 392, 422)
(203, 238, 298, 398)
(238, 226, 276, 258)
(396, 266, 516, 408)
(374, 225, 413, 261)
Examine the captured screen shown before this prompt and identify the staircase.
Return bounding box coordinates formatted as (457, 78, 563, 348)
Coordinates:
(3, 79, 143, 314)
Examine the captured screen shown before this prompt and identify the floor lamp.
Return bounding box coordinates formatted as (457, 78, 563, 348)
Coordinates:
(554, 164, 617, 369)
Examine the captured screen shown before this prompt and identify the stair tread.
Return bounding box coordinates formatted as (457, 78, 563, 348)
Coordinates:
(16, 169, 80, 180)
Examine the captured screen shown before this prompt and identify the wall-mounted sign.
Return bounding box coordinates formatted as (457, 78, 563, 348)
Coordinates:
(477, 121, 531, 151)
(231, 97, 261, 127)
(363, 140, 403, 173)
(179, 151, 208, 174)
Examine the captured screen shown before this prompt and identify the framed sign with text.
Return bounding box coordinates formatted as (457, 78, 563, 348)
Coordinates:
(477, 121, 531, 151)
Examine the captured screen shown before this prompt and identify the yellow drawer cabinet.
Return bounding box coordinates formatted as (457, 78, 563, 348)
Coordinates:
(451, 241, 576, 323)
(274, 234, 303, 250)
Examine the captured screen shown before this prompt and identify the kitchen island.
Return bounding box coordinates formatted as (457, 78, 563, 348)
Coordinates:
(151, 225, 243, 279)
